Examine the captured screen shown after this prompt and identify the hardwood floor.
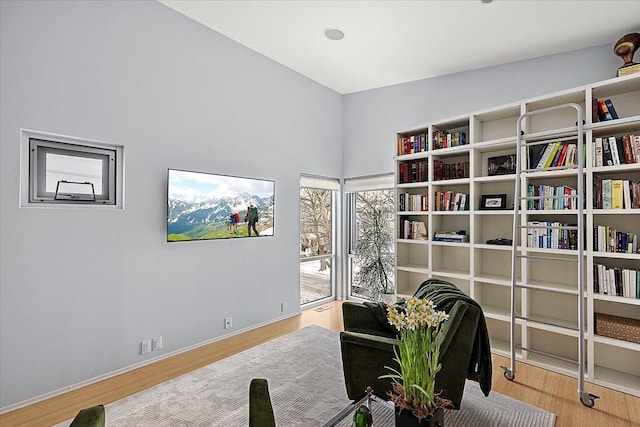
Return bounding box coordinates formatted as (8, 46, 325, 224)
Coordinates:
(1, 300, 638, 426)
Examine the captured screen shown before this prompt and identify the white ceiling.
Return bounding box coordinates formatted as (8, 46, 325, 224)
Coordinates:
(159, 0, 640, 94)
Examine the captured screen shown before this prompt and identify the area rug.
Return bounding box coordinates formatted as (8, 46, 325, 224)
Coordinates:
(55, 325, 555, 426)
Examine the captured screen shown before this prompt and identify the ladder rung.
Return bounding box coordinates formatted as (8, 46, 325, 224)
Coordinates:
(522, 165, 579, 173)
(518, 195, 578, 200)
(516, 254, 578, 262)
(515, 284, 578, 295)
(514, 315, 578, 331)
(517, 225, 578, 230)
(514, 345, 578, 365)
(520, 135, 578, 146)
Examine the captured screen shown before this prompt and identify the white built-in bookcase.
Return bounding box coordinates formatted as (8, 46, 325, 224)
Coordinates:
(394, 73, 640, 397)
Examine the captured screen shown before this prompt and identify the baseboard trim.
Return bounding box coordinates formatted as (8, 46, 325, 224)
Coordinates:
(0, 311, 300, 414)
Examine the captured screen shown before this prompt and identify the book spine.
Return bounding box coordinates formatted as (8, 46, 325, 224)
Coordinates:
(604, 99, 619, 120)
(609, 136, 620, 165)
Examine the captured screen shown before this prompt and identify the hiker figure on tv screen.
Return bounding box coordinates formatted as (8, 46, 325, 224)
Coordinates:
(229, 212, 238, 234)
(245, 204, 260, 237)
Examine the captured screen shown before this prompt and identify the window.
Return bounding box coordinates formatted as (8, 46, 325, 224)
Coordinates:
(299, 175, 339, 306)
(345, 174, 395, 302)
(22, 130, 123, 207)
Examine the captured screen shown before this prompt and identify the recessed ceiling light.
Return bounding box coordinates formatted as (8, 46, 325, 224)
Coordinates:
(324, 28, 345, 41)
(482, 0, 493, 3)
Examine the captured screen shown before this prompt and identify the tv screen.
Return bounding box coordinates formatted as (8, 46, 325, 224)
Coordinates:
(167, 169, 274, 241)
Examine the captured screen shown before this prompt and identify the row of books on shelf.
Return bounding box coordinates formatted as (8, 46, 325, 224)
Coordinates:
(529, 141, 585, 170)
(527, 184, 578, 210)
(398, 160, 428, 184)
(399, 193, 428, 212)
(432, 130, 467, 150)
(397, 133, 428, 156)
(399, 219, 427, 240)
(592, 98, 619, 122)
(433, 160, 469, 180)
(593, 225, 638, 253)
(434, 191, 469, 211)
(593, 264, 640, 299)
(526, 221, 577, 250)
(593, 177, 640, 209)
(593, 135, 640, 167)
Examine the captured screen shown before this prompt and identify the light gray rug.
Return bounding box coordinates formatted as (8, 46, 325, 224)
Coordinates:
(55, 325, 555, 426)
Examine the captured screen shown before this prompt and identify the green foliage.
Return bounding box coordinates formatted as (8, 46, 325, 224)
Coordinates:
(168, 222, 255, 241)
(380, 298, 451, 419)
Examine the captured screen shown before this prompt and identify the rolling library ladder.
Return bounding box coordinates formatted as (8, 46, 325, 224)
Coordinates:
(501, 103, 599, 408)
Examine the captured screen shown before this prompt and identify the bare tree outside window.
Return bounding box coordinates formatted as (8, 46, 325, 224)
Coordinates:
(300, 187, 334, 304)
(351, 189, 395, 301)
(300, 188, 332, 267)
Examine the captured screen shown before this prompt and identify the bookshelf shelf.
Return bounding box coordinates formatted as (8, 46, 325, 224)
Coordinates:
(394, 72, 640, 397)
(593, 294, 640, 306)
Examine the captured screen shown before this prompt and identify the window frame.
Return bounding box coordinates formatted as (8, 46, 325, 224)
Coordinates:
(299, 174, 340, 307)
(21, 129, 123, 208)
(344, 174, 395, 301)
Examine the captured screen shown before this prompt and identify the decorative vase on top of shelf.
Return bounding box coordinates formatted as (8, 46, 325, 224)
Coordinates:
(380, 297, 451, 427)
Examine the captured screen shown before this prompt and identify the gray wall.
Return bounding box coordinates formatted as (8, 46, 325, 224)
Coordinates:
(343, 44, 620, 178)
(0, 0, 624, 410)
(0, 1, 342, 408)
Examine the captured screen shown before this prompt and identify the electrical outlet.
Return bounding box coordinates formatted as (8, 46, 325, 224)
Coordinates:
(152, 336, 162, 351)
(224, 316, 232, 329)
(281, 301, 288, 312)
(141, 339, 151, 354)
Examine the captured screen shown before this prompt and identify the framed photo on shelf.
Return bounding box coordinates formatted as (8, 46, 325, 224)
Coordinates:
(480, 194, 507, 210)
(487, 154, 516, 176)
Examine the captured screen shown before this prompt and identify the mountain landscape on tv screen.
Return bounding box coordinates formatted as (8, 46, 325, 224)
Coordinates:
(167, 170, 274, 241)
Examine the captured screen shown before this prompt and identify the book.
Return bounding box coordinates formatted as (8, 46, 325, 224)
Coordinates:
(604, 99, 619, 120)
(615, 137, 626, 164)
(609, 136, 621, 165)
(611, 180, 623, 209)
(592, 99, 600, 123)
(594, 137, 603, 167)
(622, 135, 634, 164)
(554, 144, 569, 167)
(623, 180, 632, 209)
(530, 144, 548, 169)
(544, 142, 562, 168)
(602, 137, 614, 166)
(594, 175, 602, 209)
(597, 99, 613, 121)
(634, 135, 640, 163)
(602, 179, 612, 209)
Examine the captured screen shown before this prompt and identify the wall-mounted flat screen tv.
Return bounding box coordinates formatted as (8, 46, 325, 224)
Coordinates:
(167, 169, 274, 242)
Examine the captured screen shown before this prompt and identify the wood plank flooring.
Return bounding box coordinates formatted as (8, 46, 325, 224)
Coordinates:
(0, 300, 637, 426)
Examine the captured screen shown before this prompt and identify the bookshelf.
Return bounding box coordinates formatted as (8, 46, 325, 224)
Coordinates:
(394, 73, 640, 397)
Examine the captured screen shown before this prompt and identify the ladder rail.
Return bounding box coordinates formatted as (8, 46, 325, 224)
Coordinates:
(503, 103, 593, 406)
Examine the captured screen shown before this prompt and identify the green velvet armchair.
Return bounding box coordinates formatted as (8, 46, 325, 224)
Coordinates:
(340, 282, 486, 409)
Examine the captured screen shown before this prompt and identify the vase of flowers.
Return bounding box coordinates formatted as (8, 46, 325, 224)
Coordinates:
(380, 297, 451, 427)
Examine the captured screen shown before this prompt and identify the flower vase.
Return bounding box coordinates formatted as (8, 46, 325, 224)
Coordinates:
(394, 406, 444, 427)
